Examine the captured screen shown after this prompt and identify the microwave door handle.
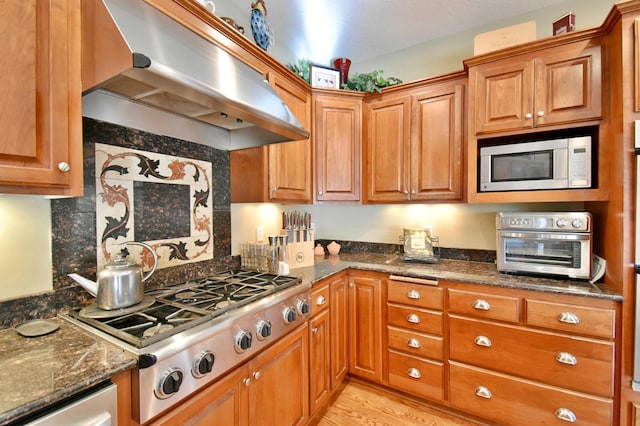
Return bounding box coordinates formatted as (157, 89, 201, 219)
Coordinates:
(499, 232, 590, 241)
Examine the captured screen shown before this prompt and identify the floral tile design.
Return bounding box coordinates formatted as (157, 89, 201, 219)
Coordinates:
(95, 143, 213, 271)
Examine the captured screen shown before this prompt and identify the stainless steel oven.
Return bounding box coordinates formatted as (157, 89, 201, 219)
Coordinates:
(496, 212, 592, 279)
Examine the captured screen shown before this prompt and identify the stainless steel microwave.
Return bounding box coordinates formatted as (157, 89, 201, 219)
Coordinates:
(479, 136, 592, 192)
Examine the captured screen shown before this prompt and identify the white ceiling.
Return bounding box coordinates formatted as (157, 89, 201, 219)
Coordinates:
(245, 0, 571, 65)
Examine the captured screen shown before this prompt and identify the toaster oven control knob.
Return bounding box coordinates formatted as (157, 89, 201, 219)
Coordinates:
(296, 299, 310, 315)
(283, 306, 297, 323)
(256, 320, 272, 340)
(156, 368, 184, 399)
(572, 219, 584, 229)
(192, 351, 215, 378)
(556, 218, 568, 228)
(235, 331, 253, 353)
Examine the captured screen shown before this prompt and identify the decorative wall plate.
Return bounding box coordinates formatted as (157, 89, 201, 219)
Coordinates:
(250, 0, 272, 51)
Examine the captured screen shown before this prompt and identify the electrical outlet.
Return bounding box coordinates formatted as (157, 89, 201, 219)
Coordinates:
(256, 226, 264, 242)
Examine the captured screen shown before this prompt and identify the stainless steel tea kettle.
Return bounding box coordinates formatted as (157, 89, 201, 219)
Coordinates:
(68, 241, 158, 310)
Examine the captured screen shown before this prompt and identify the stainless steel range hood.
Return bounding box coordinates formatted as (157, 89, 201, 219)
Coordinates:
(82, 0, 309, 150)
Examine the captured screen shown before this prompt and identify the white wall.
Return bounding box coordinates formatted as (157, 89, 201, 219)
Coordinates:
(0, 196, 52, 300)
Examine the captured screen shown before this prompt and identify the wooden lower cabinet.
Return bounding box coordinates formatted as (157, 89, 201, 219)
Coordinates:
(348, 273, 384, 383)
(449, 362, 613, 425)
(149, 323, 308, 426)
(309, 307, 331, 415)
(329, 276, 349, 388)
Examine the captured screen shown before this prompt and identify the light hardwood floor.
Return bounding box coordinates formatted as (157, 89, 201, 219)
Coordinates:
(310, 378, 486, 425)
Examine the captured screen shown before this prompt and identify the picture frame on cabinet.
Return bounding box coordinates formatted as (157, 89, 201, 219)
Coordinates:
(310, 65, 341, 89)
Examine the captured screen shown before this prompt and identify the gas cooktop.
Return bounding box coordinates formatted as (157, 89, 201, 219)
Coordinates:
(66, 269, 302, 348)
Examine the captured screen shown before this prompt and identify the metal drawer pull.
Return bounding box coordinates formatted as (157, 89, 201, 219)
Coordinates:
(474, 336, 492, 347)
(472, 299, 491, 311)
(554, 408, 577, 423)
(316, 295, 326, 306)
(556, 352, 578, 366)
(407, 314, 421, 324)
(557, 312, 580, 325)
(407, 368, 421, 379)
(407, 338, 421, 349)
(406, 289, 421, 299)
(474, 386, 492, 399)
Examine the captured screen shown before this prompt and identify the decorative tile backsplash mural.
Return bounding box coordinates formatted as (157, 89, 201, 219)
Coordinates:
(95, 143, 214, 271)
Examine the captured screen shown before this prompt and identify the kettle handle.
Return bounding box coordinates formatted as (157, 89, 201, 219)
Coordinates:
(123, 241, 158, 282)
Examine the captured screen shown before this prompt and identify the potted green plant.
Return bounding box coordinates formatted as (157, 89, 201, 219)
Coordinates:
(287, 58, 311, 83)
(344, 69, 402, 93)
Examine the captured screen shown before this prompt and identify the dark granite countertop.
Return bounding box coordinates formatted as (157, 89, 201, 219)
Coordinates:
(0, 317, 136, 425)
(0, 253, 620, 424)
(292, 253, 622, 301)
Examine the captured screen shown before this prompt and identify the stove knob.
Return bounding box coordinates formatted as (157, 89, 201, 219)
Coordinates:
(235, 330, 253, 353)
(296, 299, 310, 315)
(256, 320, 272, 340)
(156, 367, 184, 399)
(283, 306, 297, 324)
(192, 351, 215, 378)
(556, 218, 568, 228)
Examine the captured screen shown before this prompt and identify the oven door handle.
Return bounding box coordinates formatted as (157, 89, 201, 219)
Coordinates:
(499, 231, 590, 241)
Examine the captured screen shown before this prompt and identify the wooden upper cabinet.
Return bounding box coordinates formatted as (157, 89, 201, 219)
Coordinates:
(313, 90, 364, 202)
(471, 39, 602, 135)
(0, 0, 83, 195)
(364, 73, 466, 203)
(410, 79, 465, 201)
(364, 94, 412, 202)
(231, 72, 312, 204)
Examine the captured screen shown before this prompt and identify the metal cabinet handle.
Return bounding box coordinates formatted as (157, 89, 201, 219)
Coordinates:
(474, 335, 492, 347)
(525, 112, 533, 119)
(312, 327, 318, 334)
(316, 295, 326, 306)
(403, 190, 409, 195)
(406, 289, 421, 299)
(407, 314, 421, 324)
(58, 162, 71, 172)
(407, 338, 421, 349)
(536, 110, 545, 117)
(475, 386, 492, 399)
(253, 371, 261, 380)
(407, 368, 421, 379)
(556, 352, 578, 366)
(243, 378, 251, 386)
(472, 299, 490, 311)
(557, 312, 580, 325)
(411, 190, 416, 195)
(317, 191, 323, 196)
(554, 408, 577, 423)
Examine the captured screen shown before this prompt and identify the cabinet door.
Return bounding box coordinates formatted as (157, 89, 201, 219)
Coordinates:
(0, 0, 83, 195)
(149, 365, 250, 426)
(268, 73, 312, 203)
(330, 276, 349, 388)
(309, 309, 330, 416)
(470, 57, 534, 134)
(534, 42, 602, 127)
(249, 323, 309, 426)
(313, 93, 362, 201)
(410, 81, 464, 201)
(364, 96, 411, 202)
(348, 274, 384, 383)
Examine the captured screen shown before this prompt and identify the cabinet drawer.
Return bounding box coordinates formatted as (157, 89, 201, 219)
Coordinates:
(387, 280, 442, 309)
(388, 304, 442, 335)
(449, 316, 614, 397)
(310, 284, 330, 316)
(526, 299, 615, 339)
(448, 288, 520, 323)
(388, 349, 444, 401)
(387, 326, 443, 360)
(449, 362, 613, 426)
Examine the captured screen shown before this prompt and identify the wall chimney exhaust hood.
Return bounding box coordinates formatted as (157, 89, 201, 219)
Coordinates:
(82, 0, 309, 150)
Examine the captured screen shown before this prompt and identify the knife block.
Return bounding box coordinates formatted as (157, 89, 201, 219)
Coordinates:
(281, 229, 315, 269)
